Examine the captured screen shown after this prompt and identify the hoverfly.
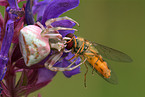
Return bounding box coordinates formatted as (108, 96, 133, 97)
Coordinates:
(64, 33, 132, 86)
(33, 17, 132, 85)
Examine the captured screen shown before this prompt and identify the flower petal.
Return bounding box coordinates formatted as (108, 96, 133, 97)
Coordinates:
(41, 0, 80, 25)
(65, 52, 81, 65)
(52, 20, 75, 37)
(16, 69, 51, 96)
(0, 56, 7, 80)
(25, 0, 34, 25)
(63, 52, 81, 78)
(32, 0, 51, 20)
(0, 20, 14, 81)
(12, 16, 24, 43)
(63, 61, 80, 78)
(0, 20, 14, 56)
(11, 44, 22, 64)
(37, 68, 56, 84)
(54, 52, 81, 78)
(7, 0, 19, 9)
(63, 68, 80, 78)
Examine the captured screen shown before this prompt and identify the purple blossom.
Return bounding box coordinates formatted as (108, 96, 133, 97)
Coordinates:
(0, 0, 24, 82)
(30, 0, 81, 79)
(0, 0, 80, 96)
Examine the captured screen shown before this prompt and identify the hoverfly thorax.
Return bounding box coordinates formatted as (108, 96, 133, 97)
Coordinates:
(65, 33, 89, 55)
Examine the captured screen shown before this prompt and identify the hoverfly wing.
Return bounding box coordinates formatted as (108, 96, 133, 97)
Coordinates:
(91, 42, 133, 62)
(86, 61, 118, 84)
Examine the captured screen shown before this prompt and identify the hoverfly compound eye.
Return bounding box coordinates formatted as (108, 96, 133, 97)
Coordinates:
(65, 33, 75, 50)
(65, 33, 74, 38)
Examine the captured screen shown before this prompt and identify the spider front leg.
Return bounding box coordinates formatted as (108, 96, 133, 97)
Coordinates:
(37, 16, 79, 35)
(48, 27, 78, 32)
(45, 52, 87, 71)
(42, 33, 62, 40)
(45, 16, 79, 27)
(38, 23, 78, 35)
(42, 33, 66, 52)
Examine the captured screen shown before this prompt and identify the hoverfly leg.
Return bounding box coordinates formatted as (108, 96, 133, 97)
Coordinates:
(84, 62, 88, 88)
(66, 58, 87, 71)
(92, 64, 95, 75)
(81, 56, 88, 87)
(69, 54, 79, 61)
(67, 57, 79, 68)
(66, 36, 75, 43)
(69, 42, 84, 61)
(45, 16, 79, 27)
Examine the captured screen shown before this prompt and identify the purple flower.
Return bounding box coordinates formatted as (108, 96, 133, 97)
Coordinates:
(0, 0, 46, 96)
(26, 0, 80, 79)
(57, 52, 81, 78)
(0, 0, 24, 81)
(0, 0, 80, 96)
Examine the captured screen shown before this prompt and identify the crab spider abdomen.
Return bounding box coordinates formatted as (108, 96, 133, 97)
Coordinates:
(19, 25, 50, 66)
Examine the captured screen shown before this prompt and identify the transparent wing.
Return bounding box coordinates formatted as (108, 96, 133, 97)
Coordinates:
(86, 61, 118, 84)
(91, 42, 133, 62)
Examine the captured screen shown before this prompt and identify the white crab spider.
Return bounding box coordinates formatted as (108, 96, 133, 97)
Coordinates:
(19, 16, 83, 71)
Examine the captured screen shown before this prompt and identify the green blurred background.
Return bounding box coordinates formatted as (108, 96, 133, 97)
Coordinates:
(1, 0, 145, 97)
(31, 0, 145, 97)
(30, 0, 145, 97)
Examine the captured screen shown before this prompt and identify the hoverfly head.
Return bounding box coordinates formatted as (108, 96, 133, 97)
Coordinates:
(65, 33, 75, 50)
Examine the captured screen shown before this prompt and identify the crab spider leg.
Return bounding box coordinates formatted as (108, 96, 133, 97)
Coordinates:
(36, 22, 45, 30)
(45, 16, 79, 27)
(48, 27, 78, 32)
(63, 49, 72, 53)
(50, 42, 65, 52)
(41, 27, 78, 35)
(63, 37, 71, 40)
(46, 56, 87, 71)
(67, 57, 79, 68)
(42, 33, 62, 39)
(36, 22, 59, 34)
(64, 58, 87, 71)
(45, 52, 63, 70)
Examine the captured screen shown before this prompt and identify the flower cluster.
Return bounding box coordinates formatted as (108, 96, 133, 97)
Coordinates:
(0, 0, 80, 96)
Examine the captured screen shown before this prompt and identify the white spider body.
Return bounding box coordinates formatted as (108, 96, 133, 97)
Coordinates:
(19, 16, 81, 71)
(19, 25, 50, 66)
